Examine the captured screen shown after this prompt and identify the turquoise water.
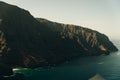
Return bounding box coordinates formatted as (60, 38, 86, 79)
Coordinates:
(14, 40, 120, 80)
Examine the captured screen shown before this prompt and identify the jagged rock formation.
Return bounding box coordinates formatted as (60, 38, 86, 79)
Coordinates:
(36, 18, 118, 55)
(0, 1, 118, 71)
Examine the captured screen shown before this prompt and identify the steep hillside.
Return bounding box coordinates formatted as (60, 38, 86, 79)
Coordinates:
(0, 1, 118, 70)
(36, 18, 118, 54)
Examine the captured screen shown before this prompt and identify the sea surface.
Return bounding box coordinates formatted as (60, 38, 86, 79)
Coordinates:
(13, 39, 120, 80)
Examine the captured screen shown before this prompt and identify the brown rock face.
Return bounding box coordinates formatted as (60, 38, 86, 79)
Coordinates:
(0, 1, 118, 68)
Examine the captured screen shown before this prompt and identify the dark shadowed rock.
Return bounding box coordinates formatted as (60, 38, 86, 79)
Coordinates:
(0, 73, 27, 80)
(0, 1, 118, 68)
(0, 63, 13, 76)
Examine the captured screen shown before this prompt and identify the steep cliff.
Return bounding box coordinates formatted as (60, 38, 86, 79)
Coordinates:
(36, 18, 118, 56)
(0, 1, 118, 70)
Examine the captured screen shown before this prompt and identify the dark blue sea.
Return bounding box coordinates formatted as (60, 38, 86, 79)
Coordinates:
(13, 39, 120, 80)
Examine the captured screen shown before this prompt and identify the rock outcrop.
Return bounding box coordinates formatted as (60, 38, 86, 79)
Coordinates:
(0, 1, 118, 70)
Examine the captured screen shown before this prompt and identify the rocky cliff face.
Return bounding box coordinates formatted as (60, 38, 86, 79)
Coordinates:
(0, 1, 118, 70)
(36, 18, 118, 55)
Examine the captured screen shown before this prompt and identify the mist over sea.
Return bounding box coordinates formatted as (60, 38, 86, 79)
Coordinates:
(14, 39, 120, 80)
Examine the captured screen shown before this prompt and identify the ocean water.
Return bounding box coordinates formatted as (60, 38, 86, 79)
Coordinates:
(14, 39, 120, 80)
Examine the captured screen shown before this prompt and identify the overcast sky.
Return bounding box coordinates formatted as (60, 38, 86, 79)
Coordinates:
(1, 0, 120, 39)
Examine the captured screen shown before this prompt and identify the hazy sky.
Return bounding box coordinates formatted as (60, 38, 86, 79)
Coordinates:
(1, 0, 120, 38)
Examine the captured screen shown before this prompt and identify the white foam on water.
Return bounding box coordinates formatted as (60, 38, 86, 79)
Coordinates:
(12, 68, 28, 71)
